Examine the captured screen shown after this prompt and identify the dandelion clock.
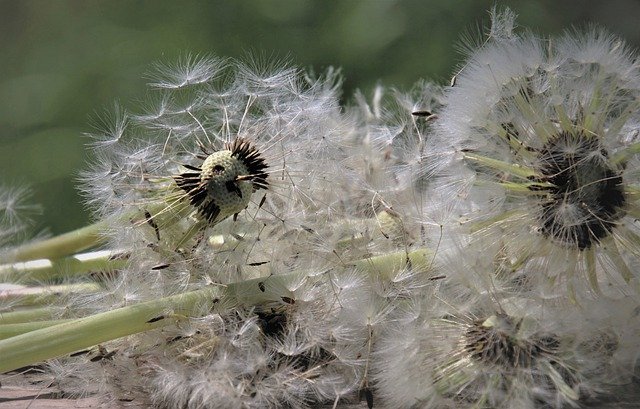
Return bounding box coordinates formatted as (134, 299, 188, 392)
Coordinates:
(437, 9, 640, 297)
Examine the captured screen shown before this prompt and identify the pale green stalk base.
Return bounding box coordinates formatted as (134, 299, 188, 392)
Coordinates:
(0, 248, 431, 373)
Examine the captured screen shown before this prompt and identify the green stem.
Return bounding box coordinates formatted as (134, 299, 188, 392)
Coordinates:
(2, 221, 107, 263)
(468, 209, 522, 233)
(0, 307, 54, 324)
(0, 319, 74, 340)
(463, 152, 536, 179)
(612, 141, 640, 166)
(498, 180, 553, 193)
(0, 283, 102, 306)
(0, 250, 127, 283)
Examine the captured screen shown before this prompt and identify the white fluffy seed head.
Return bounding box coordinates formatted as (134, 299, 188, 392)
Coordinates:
(78, 56, 351, 284)
(372, 273, 637, 409)
(435, 8, 640, 296)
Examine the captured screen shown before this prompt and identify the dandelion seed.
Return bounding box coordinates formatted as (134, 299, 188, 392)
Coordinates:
(0, 186, 40, 249)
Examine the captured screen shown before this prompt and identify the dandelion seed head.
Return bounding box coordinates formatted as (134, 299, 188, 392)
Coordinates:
(372, 273, 637, 409)
(461, 313, 554, 369)
(79, 54, 352, 294)
(142, 292, 363, 409)
(437, 9, 640, 293)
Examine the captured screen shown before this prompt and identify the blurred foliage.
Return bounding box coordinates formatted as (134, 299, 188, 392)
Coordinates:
(1, 0, 640, 234)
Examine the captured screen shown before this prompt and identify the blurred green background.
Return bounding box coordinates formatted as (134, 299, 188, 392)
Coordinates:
(1, 0, 640, 235)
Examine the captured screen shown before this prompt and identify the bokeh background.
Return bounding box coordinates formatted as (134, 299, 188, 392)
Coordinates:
(1, 0, 640, 235)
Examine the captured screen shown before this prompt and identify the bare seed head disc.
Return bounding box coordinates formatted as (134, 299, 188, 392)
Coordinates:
(174, 138, 269, 224)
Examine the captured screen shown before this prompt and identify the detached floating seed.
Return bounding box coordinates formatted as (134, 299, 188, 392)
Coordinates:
(174, 138, 269, 224)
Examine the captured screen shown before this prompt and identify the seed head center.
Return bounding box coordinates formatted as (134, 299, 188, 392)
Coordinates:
(201, 150, 254, 212)
(533, 130, 625, 250)
(174, 138, 269, 224)
(463, 314, 555, 368)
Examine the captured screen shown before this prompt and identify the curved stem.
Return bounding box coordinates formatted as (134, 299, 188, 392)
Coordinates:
(0, 250, 127, 283)
(0, 307, 54, 325)
(0, 319, 74, 340)
(1, 221, 107, 263)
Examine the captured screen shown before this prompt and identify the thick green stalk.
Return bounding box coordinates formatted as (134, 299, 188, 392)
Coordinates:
(351, 248, 431, 278)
